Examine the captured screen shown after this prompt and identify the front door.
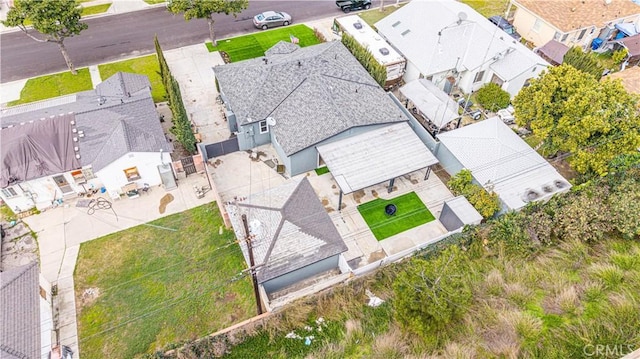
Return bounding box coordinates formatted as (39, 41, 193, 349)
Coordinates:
(52, 175, 74, 194)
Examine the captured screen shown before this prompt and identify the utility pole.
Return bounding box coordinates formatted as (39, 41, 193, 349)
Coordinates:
(242, 214, 263, 315)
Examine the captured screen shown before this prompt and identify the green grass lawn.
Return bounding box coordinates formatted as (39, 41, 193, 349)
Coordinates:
(206, 25, 321, 62)
(81, 3, 111, 16)
(143, 0, 166, 4)
(7, 69, 93, 106)
(315, 166, 330, 176)
(358, 192, 435, 241)
(358, 3, 406, 27)
(75, 204, 255, 359)
(459, 0, 507, 17)
(98, 54, 166, 102)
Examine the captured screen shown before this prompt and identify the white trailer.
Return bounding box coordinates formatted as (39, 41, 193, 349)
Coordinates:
(335, 15, 406, 87)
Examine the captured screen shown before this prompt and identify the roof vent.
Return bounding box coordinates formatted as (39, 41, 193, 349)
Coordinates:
(73, 137, 78, 142)
(392, 21, 401, 28)
(379, 47, 390, 56)
(72, 128, 78, 133)
(76, 154, 81, 159)
(554, 180, 568, 189)
(401, 29, 411, 36)
(354, 21, 363, 30)
(70, 120, 75, 125)
(98, 96, 106, 105)
(74, 146, 79, 152)
(524, 189, 540, 202)
(541, 184, 554, 193)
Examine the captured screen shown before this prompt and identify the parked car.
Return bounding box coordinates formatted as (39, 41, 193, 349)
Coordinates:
(253, 11, 292, 30)
(488, 16, 521, 41)
(336, 0, 372, 13)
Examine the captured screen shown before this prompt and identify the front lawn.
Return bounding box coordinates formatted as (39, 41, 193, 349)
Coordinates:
(81, 3, 111, 16)
(7, 69, 93, 106)
(75, 203, 255, 358)
(357, 192, 435, 241)
(206, 25, 321, 62)
(99, 54, 166, 102)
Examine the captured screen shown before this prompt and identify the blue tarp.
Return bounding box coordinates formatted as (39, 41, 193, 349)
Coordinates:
(615, 23, 638, 37)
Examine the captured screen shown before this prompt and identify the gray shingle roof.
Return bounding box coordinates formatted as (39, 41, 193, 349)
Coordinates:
(1, 73, 172, 173)
(226, 178, 347, 283)
(214, 41, 409, 155)
(0, 261, 41, 359)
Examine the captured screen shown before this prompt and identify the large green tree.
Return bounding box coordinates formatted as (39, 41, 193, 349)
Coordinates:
(513, 64, 640, 176)
(167, 0, 248, 46)
(2, 0, 88, 74)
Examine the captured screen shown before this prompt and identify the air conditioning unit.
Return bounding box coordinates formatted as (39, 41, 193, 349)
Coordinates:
(541, 183, 554, 193)
(523, 189, 540, 202)
(554, 180, 568, 189)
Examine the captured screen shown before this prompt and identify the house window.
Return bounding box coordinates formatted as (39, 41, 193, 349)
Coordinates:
(474, 71, 485, 83)
(577, 28, 587, 40)
(1, 187, 17, 198)
(259, 120, 268, 134)
(123, 167, 141, 181)
(532, 19, 542, 32)
(561, 33, 569, 42)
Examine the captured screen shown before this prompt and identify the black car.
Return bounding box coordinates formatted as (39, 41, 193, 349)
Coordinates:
(336, 0, 372, 13)
(488, 16, 521, 41)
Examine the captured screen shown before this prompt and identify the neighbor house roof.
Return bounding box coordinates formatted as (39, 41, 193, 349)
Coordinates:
(1, 73, 172, 175)
(0, 113, 80, 187)
(226, 178, 347, 283)
(437, 117, 571, 210)
(375, 0, 547, 77)
(535, 40, 570, 65)
(607, 65, 640, 94)
(616, 33, 640, 57)
(399, 79, 460, 128)
(0, 261, 41, 359)
(513, 0, 640, 33)
(214, 41, 409, 156)
(316, 122, 439, 194)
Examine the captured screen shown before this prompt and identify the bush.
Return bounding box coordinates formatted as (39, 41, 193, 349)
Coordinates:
(447, 169, 501, 219)
(476, 83, 510, 112)
(341, 33, 386, 87)
(612, 48, 628, 65)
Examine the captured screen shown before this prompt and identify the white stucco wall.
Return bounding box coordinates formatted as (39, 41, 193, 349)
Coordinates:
(95, 152, 165, 195)
(402, 60, 422, 83)
(503, 63, 546, 98)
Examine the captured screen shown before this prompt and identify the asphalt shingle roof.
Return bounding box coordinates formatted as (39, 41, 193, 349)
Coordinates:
(1, 73, 172, 172)
(0, 262, 41, 359)
(214, 41, 409, 155)
(226, 178, 348, 283)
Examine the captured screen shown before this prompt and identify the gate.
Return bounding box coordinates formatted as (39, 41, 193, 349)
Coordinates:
(180, 156, 197, 176)
(204, 137, 239, 160)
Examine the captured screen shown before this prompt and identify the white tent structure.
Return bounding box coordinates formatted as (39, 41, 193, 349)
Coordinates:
(400, 79, 461, 129)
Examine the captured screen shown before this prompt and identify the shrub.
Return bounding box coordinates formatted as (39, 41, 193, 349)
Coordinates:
(447, 169, 501, 219)
(341, 33, 386, 87)
(612, 48, 628, 65)
(476, 83, 510, 112)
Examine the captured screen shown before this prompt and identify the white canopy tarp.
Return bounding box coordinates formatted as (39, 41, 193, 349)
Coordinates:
(400, 79, 460, 129)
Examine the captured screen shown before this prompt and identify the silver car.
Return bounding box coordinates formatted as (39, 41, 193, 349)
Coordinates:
(253, 11, 292, 30)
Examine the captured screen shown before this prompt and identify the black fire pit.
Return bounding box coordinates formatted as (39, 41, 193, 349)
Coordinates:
(385, 204, 397, 216)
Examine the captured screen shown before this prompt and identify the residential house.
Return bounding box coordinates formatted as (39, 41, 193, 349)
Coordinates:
(214, 41, 425, 176)
(226, 177, 348, 296)
(510, 0, 640, 48)
(0, 72, 173, 212)
(0, 261, 56, 359)
(436, 117, 571, 212)
(375, 0, 549, 98)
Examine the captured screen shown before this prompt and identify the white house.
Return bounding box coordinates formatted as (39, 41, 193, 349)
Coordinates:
(435, 117, 571, 211)
(510, 0, 640, 49)
(375, 0, 549, 98)
(0, 72, 173, 212)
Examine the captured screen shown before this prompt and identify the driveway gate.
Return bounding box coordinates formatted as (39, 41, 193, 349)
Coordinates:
(204, 137, 239, 159)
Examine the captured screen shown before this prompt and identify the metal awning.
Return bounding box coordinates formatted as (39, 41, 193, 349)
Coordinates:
(399, 79, 460, 129)
(316, 122, 438, 194)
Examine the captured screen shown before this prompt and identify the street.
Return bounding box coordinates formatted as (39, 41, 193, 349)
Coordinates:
(0, 0, 361, 83)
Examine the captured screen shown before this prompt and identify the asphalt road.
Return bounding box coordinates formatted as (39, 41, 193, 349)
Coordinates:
(0, 0, 371, 83)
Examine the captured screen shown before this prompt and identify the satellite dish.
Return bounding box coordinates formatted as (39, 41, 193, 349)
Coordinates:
(458, 12, 467, 23)
(266, 117, 276, 126)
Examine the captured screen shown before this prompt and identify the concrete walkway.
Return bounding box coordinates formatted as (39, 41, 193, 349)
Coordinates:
(88, 65, 101, 88)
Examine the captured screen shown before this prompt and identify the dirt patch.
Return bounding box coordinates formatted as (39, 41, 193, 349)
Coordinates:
(368, 250, 386, 262)
(247, 150, 267, 162)
(80, 287, 101, 308)
(432, 163, 451, 184)
(550, 158, 578, 182)
(352, 190, 366, 204)
(325, 207, 335, 213)
(371, 190, 378, 198)
(220, 51, 231, 63)
(209, 159, 223, 169)
(331, 184, 336, 189)
(321, 198, 329, 206)
(159, 194, 175, 214)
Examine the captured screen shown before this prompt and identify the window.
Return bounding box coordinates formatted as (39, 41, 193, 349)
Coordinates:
(532, 19, 542, 33)
(474, 71, 485, 83)
(577, 28, 587, 41)
(561, 33, 569, 42)
(1, 187, 17, 198)
(123, 167, 141, 181)
(259, 120, 269, 134)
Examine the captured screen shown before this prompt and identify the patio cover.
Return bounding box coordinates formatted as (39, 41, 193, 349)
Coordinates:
(400, 79, 460, 128)
(316, 122, 438, 194)
(535, 40, 569, 66)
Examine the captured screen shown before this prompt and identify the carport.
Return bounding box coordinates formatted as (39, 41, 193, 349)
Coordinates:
(316, 122, 439, 211)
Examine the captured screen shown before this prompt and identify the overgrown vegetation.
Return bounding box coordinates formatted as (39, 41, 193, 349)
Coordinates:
(612, 48, 629, 65)
(447, 169, 501, 218)
(563, 46, 605, 80)
(155, 36, 197, 154)
(156, 168, 640, 358)
(75, 203, 255, 359)
(476, 82, 510, 112)
(341, 32, 387, 87)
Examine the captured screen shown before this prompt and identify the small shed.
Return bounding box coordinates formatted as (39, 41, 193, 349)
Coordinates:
(439, 196, 483, 231)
